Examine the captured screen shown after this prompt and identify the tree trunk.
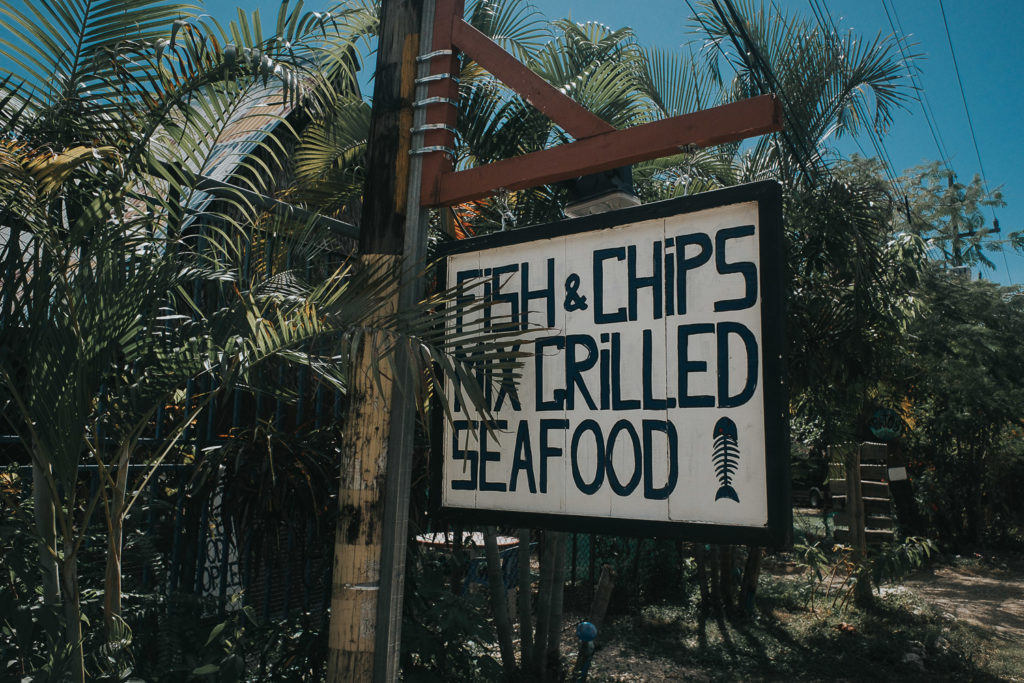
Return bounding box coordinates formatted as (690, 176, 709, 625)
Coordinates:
(61, 537, 84, 683)
(588, 564, 615, 631)
(104, 506, 123, 635)
(707, 545, 721, 612)
(694, 543, 710, 613)
(104, 447, 130, 639)
(517, 528, 534, 666)
(32, 460, 59, 605)
(719, 545, 736, 611)
(450, 524, 466, 593)
(631, 539, 643, 609)
(484, 527, 516, 674)
(531, 533, 557, 676)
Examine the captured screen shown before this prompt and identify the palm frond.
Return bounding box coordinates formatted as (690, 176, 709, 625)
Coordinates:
(467, 0, 550, 64)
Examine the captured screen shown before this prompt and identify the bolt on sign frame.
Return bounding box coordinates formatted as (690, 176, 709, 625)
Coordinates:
(431, 181, 789, 546)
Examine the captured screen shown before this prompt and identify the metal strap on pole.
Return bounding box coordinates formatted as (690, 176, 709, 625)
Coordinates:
(412, 95, 458, 108)
(415, 72, 458, 84)
(416, 48, 453, 62)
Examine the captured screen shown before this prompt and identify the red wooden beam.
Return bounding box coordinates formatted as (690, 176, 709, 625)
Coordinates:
(451, 19, 614, 140)
(423, 94, 783, 207)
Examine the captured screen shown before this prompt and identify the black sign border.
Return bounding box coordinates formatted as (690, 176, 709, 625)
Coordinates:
(430, 180, 790, 546)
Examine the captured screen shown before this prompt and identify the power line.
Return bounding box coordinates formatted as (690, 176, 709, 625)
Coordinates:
(935, 0, 1011, 284)
(881, 0, 952, 171)
(937, 0, 993, 206)
(806, 0, 907, 204)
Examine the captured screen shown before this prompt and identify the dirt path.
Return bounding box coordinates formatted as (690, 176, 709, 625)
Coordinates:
(563, 557, 1024, 681)
(903, 562, 1024, 638)
(901, 559, 1024, 681)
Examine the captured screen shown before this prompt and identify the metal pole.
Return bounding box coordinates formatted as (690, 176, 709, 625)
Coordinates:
(373, 1, 435, 678)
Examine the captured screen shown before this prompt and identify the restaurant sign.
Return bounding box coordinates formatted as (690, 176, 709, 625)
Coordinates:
(433, 181, 789, 545)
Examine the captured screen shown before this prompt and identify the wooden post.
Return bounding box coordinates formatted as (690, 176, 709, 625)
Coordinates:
(588, 564, 615, 630)
(484, 527, 517, 674)
(844, 445, 872, 604)
(326, 0, 426, 680)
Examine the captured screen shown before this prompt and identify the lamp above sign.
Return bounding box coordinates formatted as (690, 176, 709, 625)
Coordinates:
(432, 181, 790, 546)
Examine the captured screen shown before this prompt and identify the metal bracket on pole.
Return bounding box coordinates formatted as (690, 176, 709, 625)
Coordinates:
(412, 123, 458, 135)
(412, 96, 458, 108)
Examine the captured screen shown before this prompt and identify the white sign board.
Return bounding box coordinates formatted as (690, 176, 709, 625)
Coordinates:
(434, 182, 789, 544)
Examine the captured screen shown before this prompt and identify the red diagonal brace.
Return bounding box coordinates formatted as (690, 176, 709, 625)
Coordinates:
(423, 95, 783, 207)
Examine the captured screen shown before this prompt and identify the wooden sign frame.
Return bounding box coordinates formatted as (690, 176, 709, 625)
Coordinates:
(431, 181, 790, 546)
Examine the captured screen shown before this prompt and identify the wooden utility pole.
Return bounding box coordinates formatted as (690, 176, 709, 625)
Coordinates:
(326, 0, 426, 680)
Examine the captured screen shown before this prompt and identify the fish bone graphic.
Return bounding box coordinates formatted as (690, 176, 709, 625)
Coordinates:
(712, 416, 740, 502)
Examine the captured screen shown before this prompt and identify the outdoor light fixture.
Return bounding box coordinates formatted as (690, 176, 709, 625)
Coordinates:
(563, 166, 641, 218)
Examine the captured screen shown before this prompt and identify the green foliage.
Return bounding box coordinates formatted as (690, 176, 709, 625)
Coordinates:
(897, 270, 1024, 546)
(793, 535, 936, 613)
(0, 1, 529, 678)
(0, 473, 67, 681)
(401, 545, 503, 682)
(871, 536, 937, 587)
(792, 541, 861, 610)
(899, 161, 1013, 269)
(786, 157, 925, 443)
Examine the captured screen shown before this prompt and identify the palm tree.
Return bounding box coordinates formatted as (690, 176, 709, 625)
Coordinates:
(0, 1, 352, 675)
(685, 1, 924, 438)
(689, 0, 912, 186)
(682, 0, 927, 606)
(0, 1, 524, 678)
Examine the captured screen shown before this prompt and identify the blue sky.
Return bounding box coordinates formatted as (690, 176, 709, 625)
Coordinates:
(540, 0, 1024, 286)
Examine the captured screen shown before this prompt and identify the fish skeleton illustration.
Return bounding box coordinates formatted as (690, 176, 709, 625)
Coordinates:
(712, 417, 740, 502)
